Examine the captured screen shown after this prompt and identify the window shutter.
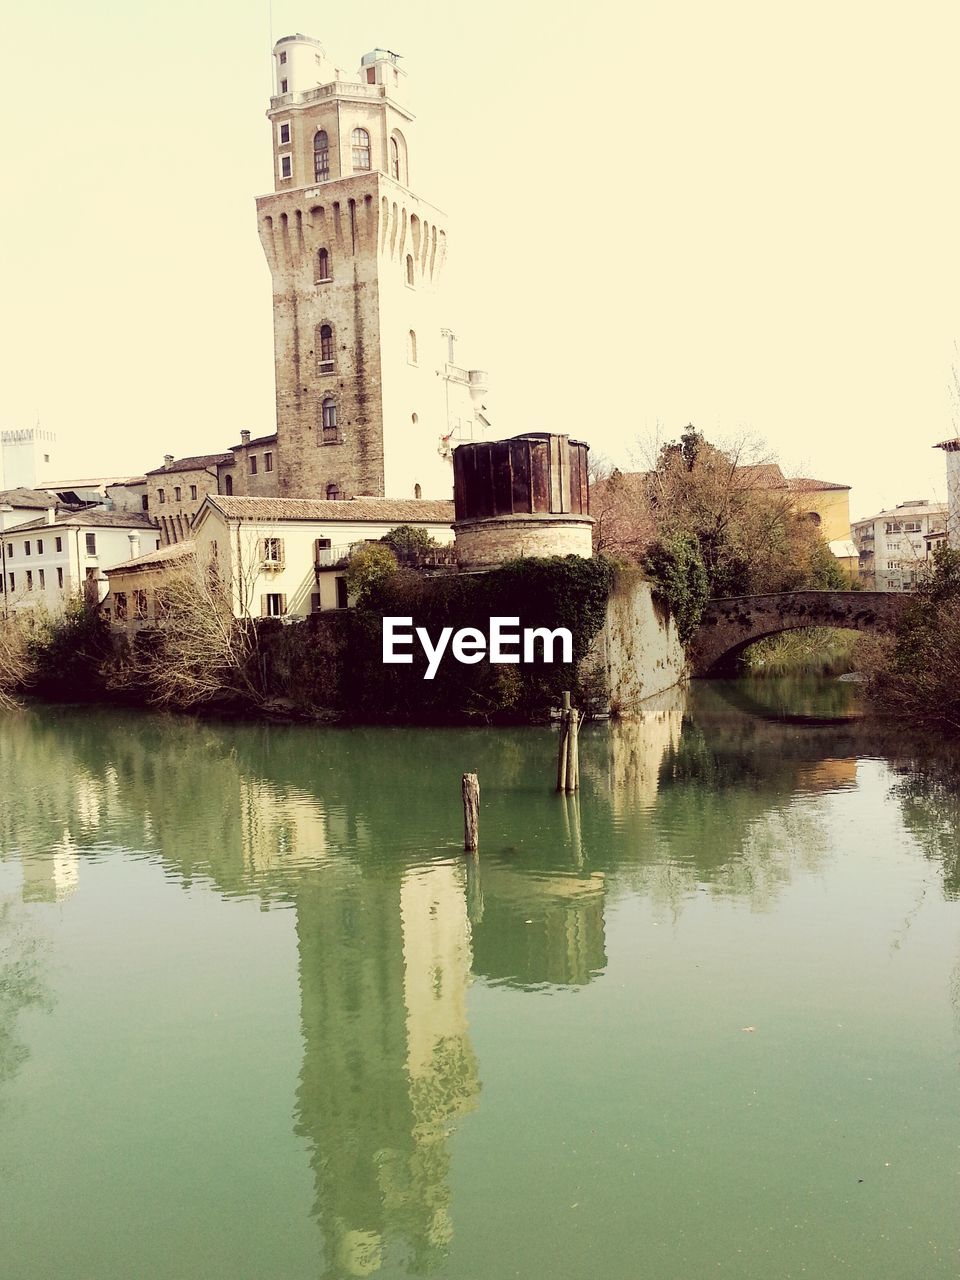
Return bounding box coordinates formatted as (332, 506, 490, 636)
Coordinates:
(279, 594, 287, 614)
(277, 538, 285, 565)
(260, 594, 268, 617)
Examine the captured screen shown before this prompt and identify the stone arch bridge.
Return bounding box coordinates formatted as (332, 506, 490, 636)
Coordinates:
(688, 591, 908, 676)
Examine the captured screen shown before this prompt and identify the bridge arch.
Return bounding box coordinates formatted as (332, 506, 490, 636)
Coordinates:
(688, 591, 907, 676)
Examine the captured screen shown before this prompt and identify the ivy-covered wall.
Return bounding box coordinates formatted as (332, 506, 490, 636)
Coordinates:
(260, 556, 615, 724)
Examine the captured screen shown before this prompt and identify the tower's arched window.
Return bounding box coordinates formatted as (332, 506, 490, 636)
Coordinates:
(317, 247, 331, 281)
(224, 474, 233, 496)
(405, 254, 414, 286)
(408, 330, 418, 365)
(326, 482, 341, 500)
(352, 127, 371, 172)
(321, 397, 338, 444)
(314, 130, 329, 182)
(318, 323, 334, 371)
(391, 130, 407, 184)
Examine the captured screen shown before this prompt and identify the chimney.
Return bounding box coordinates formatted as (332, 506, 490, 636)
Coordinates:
(163, 454, 174, 467)
(46, 506, 56, 525)
(240, 430, 251, 445)
(127, 532, 141, 559)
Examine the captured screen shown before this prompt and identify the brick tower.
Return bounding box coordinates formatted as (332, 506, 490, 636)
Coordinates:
(257, 36, 488, 502)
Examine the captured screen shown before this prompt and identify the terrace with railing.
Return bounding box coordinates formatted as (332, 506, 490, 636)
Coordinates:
(314, 541, 458, 574)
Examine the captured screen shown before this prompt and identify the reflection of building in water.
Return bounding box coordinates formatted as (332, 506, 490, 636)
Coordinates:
(20, 830, 79, 904)
(239, 779, 332, 874)
(585, 685, 685, 812)
(795, 758, 857, 794)
(470, 865, 606, 989)
(294, 861, 479, 1277)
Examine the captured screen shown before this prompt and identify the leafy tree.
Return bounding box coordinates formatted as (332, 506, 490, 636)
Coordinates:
(379, 525, 437, 559)
(862, 545, 960, 730)
(594, 427, 848, 599)
(345, 542, 399, 602)
(642, 532, 709, 642)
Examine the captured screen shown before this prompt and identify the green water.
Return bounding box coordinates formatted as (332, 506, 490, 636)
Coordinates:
(1, 682, 959, 1279)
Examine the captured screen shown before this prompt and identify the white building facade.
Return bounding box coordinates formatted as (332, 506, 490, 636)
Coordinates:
(191, 494, 454, 619)
(2, 510, 160, 614)
(0, 428, 56, 490)
(851, 499, 947, 590)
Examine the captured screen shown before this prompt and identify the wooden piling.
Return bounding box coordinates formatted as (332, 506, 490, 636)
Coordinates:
(556, 691, 571, 792)
(565, 706, 580, 793)
(462, 772, 480, 852)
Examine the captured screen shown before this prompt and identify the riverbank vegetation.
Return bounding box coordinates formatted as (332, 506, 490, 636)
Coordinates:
(859, 546, 960, 731)
(0, 600, 111, 710)
(97, 550, 613, 724)
(593, 426, 848, 637)
(743, 628, 860, 677)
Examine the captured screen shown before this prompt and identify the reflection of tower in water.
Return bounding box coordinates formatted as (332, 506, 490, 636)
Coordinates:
(470, 822, 607, 990)
(293, 860, 479, 1277)
(588, 685, 686, 813)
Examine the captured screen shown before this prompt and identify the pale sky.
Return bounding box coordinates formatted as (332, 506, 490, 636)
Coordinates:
(1, 0, 958, 520)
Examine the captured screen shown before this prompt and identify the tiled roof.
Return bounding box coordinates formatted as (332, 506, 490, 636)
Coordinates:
(228, 433, 277, 451)
(5, 510, 158, 533)
(106, 476, 147, 487)
(104, 541, 195, 574)
(595, 464, 849, 495)
(738, 463, 788, 488)
(786, 476, 850, 493)
(202, 495, 455, 523)
(0, 487, 57, 509)
(145, 453, 234, 476)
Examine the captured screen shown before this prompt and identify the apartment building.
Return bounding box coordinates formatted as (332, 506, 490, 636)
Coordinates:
(2, 509, 159, 613)
(851, 499, 947, 590)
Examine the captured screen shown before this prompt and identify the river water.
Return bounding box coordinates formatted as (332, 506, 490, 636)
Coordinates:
(1, 680, 958, 1278)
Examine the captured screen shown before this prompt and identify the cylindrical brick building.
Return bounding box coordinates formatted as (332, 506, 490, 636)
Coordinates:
(452, 433, 593, 568)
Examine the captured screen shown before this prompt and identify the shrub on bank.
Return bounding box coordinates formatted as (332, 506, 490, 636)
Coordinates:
(861, 546, 960, 731)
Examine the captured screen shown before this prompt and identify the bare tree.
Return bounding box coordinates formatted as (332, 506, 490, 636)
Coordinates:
(0, 615, 35, 710)
(110, 547, 269, 710)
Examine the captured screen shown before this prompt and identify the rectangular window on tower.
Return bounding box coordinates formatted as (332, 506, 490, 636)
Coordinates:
(279, 154, 292, 180)
(278, 121, 291, 146)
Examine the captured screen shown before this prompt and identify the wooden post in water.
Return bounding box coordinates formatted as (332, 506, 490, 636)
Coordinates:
(556, 691, 571, 792)
(565, 705, 580, 793)
(462, 772, 480, 852)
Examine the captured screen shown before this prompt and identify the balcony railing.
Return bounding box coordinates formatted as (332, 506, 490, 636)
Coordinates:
(314, 541, 458, 573)
(270, 81, 386, 110)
